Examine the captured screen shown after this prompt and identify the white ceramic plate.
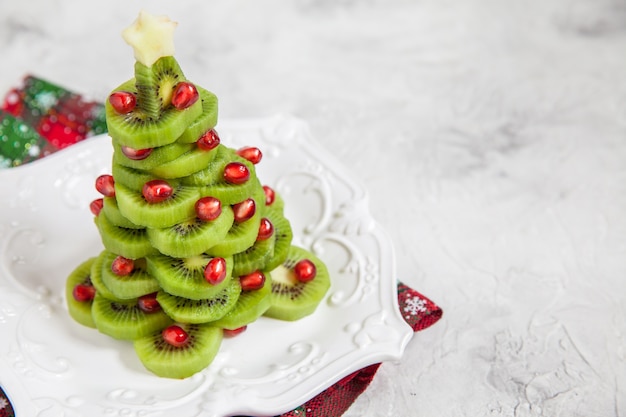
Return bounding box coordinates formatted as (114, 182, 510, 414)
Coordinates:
(0, 115, 413, 417)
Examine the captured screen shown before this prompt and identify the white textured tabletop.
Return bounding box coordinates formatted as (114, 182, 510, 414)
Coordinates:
(2, 0, 625, 416)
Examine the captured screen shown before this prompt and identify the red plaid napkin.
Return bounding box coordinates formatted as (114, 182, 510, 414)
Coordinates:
(0, 77, 443, 417)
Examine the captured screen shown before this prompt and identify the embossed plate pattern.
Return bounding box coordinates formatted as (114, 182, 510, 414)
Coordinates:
(0, 115, 413, 417)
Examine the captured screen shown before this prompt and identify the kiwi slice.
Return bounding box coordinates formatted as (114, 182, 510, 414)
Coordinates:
(264, 246, 330, 321)
(148, 144, 220, 179)
(114, 182, 200, 229)
(111, 163, 159, 193)
(102, 196, 141, 229)
(95, 213, 158, 259)
(134, 57, 184, 119)
(65, 257, 97, 328)
(262, 206, 293, 272)
(211, 272, 272, 330)
(99, 253, 160, 300)
(176, 86, 218, 143)
(156, 277, 241, 323)
(146, 254, 234, 300)
(134, 323, 223, 379)
(232, 233, 276, 277)
(147, 206, 235, 258)
(181, 146, 260, 205)
(106, 77, 202, 149)
(206, 207, 261, 258)
(89, 250, 125, 301)
(112, 139, 193, 171)
(91, 293, 173, 340)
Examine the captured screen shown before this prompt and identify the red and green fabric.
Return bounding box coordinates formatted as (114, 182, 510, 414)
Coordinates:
(1, 75, 106, 167)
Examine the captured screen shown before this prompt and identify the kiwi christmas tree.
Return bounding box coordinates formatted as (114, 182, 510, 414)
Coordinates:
(65, 11, 330, 379)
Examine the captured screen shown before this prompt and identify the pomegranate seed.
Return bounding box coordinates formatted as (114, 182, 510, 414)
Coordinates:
(111, 256, 134, 276)
(121, 145, 153, 160)
(162, 325, 189, 347)
(263, 185, 275, 206)
(223, 162, 250, 185)
(95, 174, 116, 197)
(294, 259, 317, 283)
(197, 129, 220, 150)
(109, 91, 136, 114)
(204, 257, 227, 285)
(236, 146, 262, 164)
(257, 218, 274, 241)
(239, 270, 266, 291)
(142, 180, 174, 204)
(73, 283, 96, 302)
(232, 198, 256, 223)
(90, 198, 104, 216)
(171, 82, 199, 110)
(223, 326, 247, 338)
(137, 293, 161, 313)
(195, 196, 222, 221)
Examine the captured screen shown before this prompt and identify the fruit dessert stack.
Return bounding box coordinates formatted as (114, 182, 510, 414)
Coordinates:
(64, 11, 330, 379)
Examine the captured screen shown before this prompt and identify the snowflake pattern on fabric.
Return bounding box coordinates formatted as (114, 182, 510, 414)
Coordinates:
(403, 294, 427, 319)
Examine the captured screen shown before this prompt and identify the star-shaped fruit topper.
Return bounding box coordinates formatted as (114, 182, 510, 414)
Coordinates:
(122, 10, 178, 67)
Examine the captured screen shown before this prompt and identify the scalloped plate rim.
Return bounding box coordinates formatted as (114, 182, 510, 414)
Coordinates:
(0, 115, 413, 417)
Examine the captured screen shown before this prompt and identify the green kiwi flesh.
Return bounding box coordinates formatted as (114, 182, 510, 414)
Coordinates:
(91, 293, 173, 340)
(114, 182, 200, 229)
(89, 250, 125, 301)
(176, 86, 218, 143)
(134, 323, 223, 379)
(112, 139, 193, 171)
(102, 196, 142, 229)
(65, 257, 97, 328)
(264, 246, 330, 321)
(211, 272, 272, 330)
(146, 254, 234, 300)
(106, 78, 203, 149)
(156, 277, 241, 323)
(148, 144, 220, 179)
(232, 233, 276, 277)
(261, 204, 293, 272)
(95, 213, 158, 260)
(147, 206, 234, 258)
(99, 253, 160, 300)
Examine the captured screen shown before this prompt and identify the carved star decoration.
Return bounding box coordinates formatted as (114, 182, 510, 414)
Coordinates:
(122, 10, 178, 67)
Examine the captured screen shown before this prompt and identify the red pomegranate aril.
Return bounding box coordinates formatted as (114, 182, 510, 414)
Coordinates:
(171, 82, 199, 110)
(257, 218, 274, 241)
(197, 129, 220, 150)
(240, 270, 266, 291)
(236, 146, 262, 164)
(90, 198, 104, 216)
(73, 283, 96, 302)
(109, 91, 136, 114)
(121, 145, 153, 161)
(95, 174, 116, 197)
(232, 198, 256, 223)
(195, 196, 222, 221)
(142, 180, 174, 204)
(204, 257, 227, 285)
(162, 325, 189, 347)
(294, 259, 317, 283)
(263, 185, 275, 206)
(111, 256, 134, 276)
(223, 326, 247, 338)
(137, 293, 161, 313)
(223, 162, 250, 185)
